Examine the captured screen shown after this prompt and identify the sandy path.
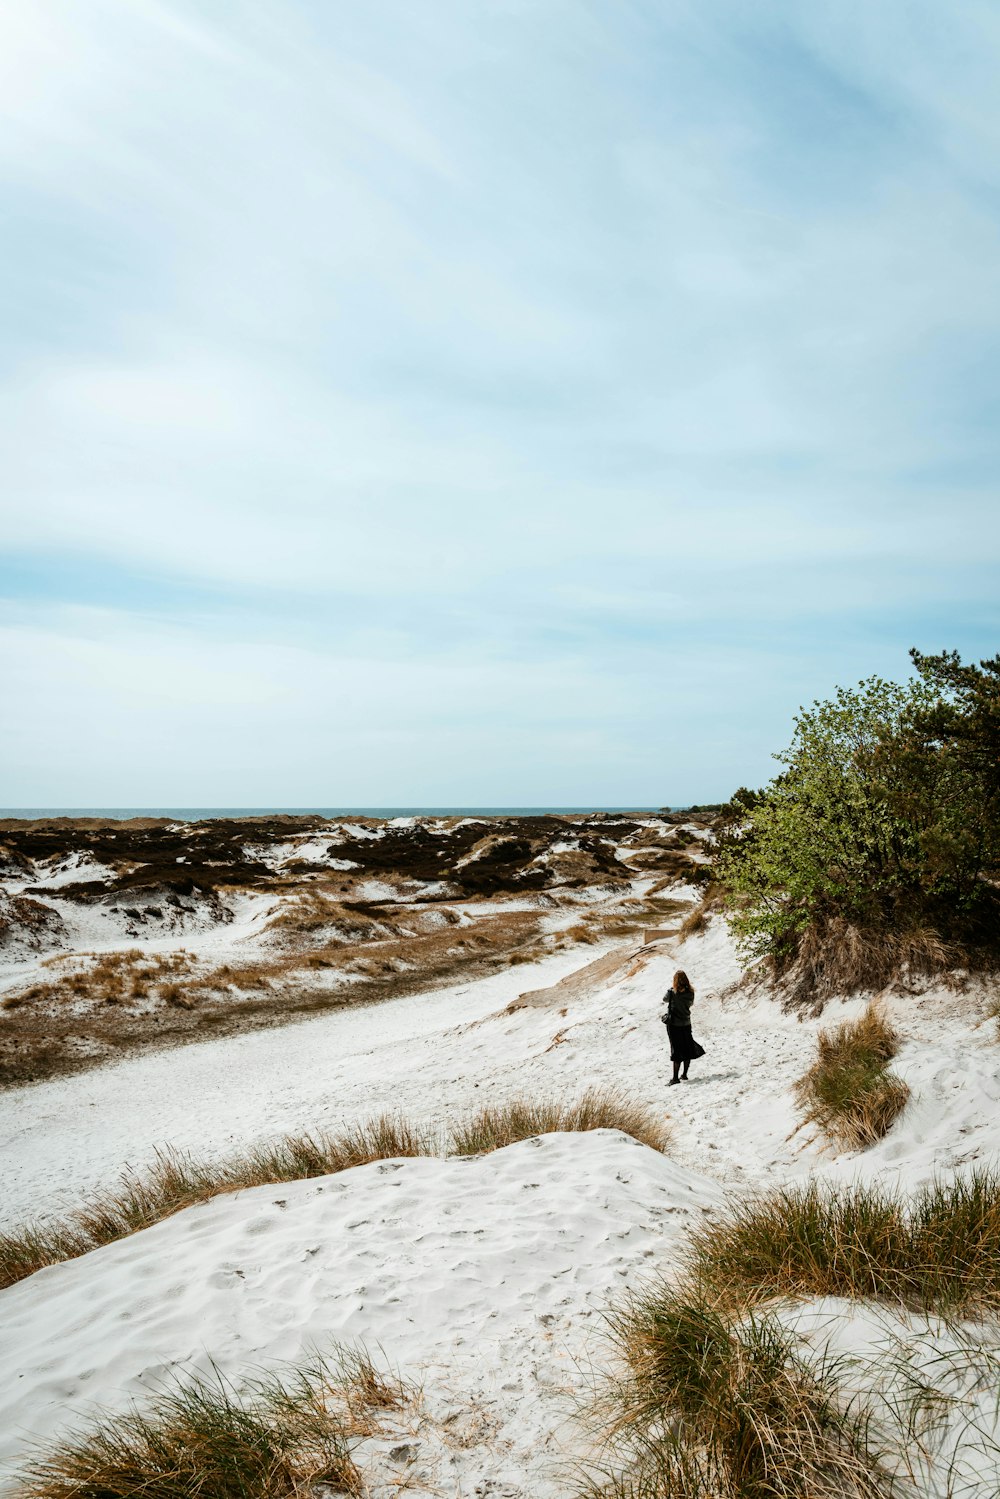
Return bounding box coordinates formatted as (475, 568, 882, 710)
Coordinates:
(0, 922, 848, 1229)
(0, 941, 625, 1225)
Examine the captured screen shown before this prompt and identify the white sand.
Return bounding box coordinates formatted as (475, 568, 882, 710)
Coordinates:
(1, 914, 999, 1494)
(0, 1133, 722, 1495)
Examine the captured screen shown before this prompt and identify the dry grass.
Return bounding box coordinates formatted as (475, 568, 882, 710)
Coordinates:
(589, 1296, 893, 1499)
(587, 1295, 893, 1493)
(560, 899, 689, 947)
(987, 991, 1000, 1037)
(448, 1088, 672, 1156)
(12, 1347, 412, 1499)
(676, 888, 726, 941)
(587, 1172, 1000, 1495)
(684, 1170, 1000, 1320)
(266, 892, 398, 943)
(0, 1117, 432, 1289)
(0, 911, 543, 1088)
(776, 919, 960, 1009)
(794, 1003, 910, 1150)
(563, 921, 601, 945)
(0, 1092, 671, 1289)
(3, 949, 199, 1012)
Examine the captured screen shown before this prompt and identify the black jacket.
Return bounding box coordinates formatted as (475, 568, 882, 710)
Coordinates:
(664, 987, 693, 1026)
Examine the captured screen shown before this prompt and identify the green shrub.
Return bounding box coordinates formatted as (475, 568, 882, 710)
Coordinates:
(715, 653, 1000, 1002)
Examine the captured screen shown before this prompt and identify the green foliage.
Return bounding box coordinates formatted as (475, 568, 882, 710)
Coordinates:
(714, 654, 1000, 990)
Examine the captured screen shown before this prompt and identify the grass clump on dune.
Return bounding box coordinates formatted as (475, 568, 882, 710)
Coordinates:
(0, 1091, 668, 1291)
(590, 1295, 892, 1499)
(0, 1115, 431, 1290)
(686, 1170, 1000, 1320)
(13, 1348, 409, 1499)
(588, 1171, 1000, 1495)
(448, 1088, 672, 1157)
(794, 1003, 910, 1150)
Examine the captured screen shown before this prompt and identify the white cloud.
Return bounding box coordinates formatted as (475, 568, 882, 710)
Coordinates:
(1, 0, 997, 801)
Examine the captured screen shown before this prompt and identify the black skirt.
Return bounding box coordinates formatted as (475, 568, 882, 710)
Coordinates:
(666, 1023, 705, 1063)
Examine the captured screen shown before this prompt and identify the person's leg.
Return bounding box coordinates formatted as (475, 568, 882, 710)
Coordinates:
(670, 1059, 681, 1085)
(681, 1062, 689, 1079)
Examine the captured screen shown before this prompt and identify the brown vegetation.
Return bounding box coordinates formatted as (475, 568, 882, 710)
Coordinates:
(775, 918, 963, 1010)
(0, 1118, 433, 1288)
(592, 1297, 893, 1499)
(11, 1349, 414, 1499)
(448, 1089, 672, 1156)
(676, 887, 726, 941)
(0, 910, 543, 1088)
(1, 813, 712, 1089)
(4, 950, 199, 1013)
(0, 894, 66, 952)
(794, 1003, 910, 1150)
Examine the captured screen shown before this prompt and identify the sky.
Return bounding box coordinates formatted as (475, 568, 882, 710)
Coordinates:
(1, 0, 998, 808)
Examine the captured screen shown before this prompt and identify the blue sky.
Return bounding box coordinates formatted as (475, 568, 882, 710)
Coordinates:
(1, 1, 998, 806)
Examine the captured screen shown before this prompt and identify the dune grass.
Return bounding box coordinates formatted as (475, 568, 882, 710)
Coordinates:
(587, 1171, 1000, 1496)
(771, 918, 963, 1011)
(13, 1348, 409, 1499)
(589, 1295, 893, 1499)
(988, 991, 1000, 1037)
(0, 1116, 431, 1290)
(794, 1003, 910, 1150)
(3, 949, 199, 1013)
(0, 1090, 668, 1291)
(448, 1089, 672, 1156)
(684, 1170, 1000, 1320)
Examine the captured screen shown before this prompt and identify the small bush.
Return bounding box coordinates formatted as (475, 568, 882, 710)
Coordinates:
(449, 1088, 671, 1156)
(794, 1003, 910, 1150)
(685, 1170, 1000, 1319)
(714, 655, 1000, 1004)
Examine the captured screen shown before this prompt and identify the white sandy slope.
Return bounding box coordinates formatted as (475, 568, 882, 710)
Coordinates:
(1, 919, 999, 1493)
(0, 1133, 722, 1496)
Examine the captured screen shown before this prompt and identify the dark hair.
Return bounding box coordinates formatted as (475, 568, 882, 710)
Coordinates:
(673, 969, 693, 995)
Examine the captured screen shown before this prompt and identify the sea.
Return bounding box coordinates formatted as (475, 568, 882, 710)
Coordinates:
(0, 807, 665, 821)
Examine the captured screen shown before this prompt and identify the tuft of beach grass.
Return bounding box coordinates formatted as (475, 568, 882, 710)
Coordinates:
(10, 1346, 415, 1499)
(794, 1003, 910, 1150)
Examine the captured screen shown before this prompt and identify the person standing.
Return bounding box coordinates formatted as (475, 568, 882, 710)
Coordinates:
(662, 969, 705, 1084)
